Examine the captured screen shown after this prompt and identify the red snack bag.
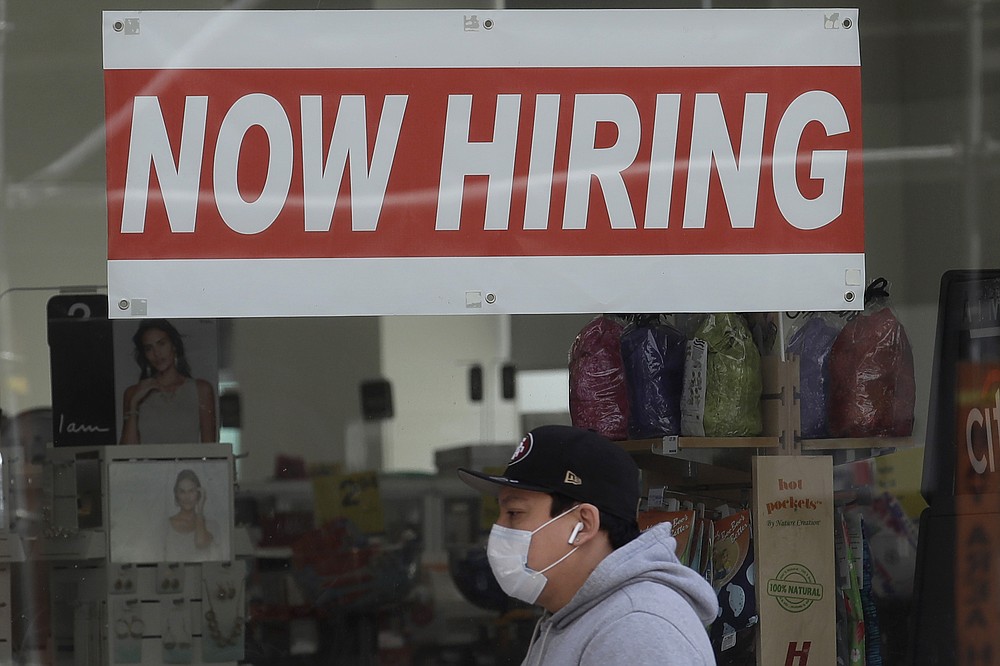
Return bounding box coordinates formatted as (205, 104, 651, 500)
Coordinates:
(828, 279, 915, 438)
(569, 315, 630, 440)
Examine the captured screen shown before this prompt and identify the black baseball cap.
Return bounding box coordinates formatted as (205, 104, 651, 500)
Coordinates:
(457, 425, 640, 522)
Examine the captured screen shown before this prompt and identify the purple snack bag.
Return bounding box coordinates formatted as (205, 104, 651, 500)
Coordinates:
(786, 315, 840, 439)
(621, 318, 686, 439)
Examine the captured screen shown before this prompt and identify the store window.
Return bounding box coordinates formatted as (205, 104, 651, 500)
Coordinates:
(1, 1, 998, 665)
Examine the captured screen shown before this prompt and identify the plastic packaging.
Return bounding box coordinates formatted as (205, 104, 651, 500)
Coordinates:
(835, 510, 866, 666)
(828, 279, 915, 438)
(568, 315, 630, 440)
(680, 339, 709, 437)
(710, 510, 757, 663)
(859, 517, 884, 666)
(786, 314, 842, 439)
(620, 316, 687, 439)
(693, 314, 763, 437)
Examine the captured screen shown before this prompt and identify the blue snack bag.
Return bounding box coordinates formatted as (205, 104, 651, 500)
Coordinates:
(620, 316, 687, 439)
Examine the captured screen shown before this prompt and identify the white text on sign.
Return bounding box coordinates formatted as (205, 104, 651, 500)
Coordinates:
(119, 91, 851, 236)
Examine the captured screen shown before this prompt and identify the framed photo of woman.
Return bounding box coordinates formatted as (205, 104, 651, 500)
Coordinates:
(108, 458, 232, 563)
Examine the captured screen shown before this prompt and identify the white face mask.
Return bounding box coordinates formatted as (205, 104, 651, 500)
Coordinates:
(487, 505, 581, 604)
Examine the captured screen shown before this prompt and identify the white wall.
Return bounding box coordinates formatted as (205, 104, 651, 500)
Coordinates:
(231, 316, 382, 482)
(0, 191, 108, 416)
(380, 315, 519, 472)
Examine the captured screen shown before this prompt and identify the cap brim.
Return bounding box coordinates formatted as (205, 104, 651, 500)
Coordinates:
(457, 468, 552, 495)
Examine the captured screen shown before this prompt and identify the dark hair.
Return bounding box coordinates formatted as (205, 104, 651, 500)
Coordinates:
(132, 319, 191, 379)
(173, 468, 202, 499)
(550, 492, 640, 550)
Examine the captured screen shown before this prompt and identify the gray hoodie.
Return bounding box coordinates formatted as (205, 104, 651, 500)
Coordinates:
(521, 522, 719, 665)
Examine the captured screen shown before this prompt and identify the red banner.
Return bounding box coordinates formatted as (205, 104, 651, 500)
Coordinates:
(103, 9, 865, 317)
(105, 66, 863, 261)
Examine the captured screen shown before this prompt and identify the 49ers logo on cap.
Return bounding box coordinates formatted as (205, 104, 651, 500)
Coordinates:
(508, 434, 533, 465)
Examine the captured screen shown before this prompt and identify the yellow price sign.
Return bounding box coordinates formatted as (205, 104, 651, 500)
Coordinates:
(312, 470, 385, 535)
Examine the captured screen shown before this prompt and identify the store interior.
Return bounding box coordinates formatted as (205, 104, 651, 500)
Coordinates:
(0, 0, 998, 665)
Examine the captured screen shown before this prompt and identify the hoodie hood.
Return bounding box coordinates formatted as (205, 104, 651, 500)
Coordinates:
(552, 521, 718, 629)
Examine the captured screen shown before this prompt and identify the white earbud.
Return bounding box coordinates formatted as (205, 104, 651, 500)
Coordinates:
(568, 522, 584, 544)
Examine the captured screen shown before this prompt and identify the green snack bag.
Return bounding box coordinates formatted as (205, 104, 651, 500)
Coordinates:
(693, 314, 763, 437)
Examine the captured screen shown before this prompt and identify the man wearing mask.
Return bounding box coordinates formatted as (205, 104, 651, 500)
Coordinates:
(459, 424, 718, 665)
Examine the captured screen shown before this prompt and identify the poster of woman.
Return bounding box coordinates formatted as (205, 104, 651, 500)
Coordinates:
(113, 318, 219, 445)
(108, 459, 232, 563)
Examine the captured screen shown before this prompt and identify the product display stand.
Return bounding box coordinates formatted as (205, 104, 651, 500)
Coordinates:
(104, 444, 244, 666)
(0, 562, 11, 663)
(619, 354, 912, 665)
(0, 466, 25, 665)
(6, 443, 246, 666)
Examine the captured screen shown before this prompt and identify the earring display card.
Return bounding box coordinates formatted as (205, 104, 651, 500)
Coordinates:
(111, 598, 143, 664)
(110, 564, 137, 595)
(161, 597, 194, 664)
(157, 563, 185, 595)
(200, 561, 247, 663)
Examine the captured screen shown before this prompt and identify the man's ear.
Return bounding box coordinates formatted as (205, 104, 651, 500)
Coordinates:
(571, 503, 602, 545)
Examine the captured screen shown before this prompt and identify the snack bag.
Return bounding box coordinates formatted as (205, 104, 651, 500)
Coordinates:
(710, 510, 757, 661)
(689, 512, 707, 576)
(828, 279, 915, 438)
(841, 511, 884, 666)
(693, 314, 763, 437)
(786, 314, 842, 439)
(699, 517, 715, 584)
(835, 510, 866, 666)
(569, 315, 629, 440)
(638, 509, 697, 566)
(620, 316, 687, 439)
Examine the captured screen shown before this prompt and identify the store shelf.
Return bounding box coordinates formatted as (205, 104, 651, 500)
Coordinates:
(26, 529, 107, 561)
(801, 436, 915, 451)
(618, 357, 913, 476)
(620, 436, 781, 455)
(619, 435, 781, 478)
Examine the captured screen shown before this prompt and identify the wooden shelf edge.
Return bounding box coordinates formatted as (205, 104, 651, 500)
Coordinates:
(619, 436, 781, 455)
(618, 435, 915, 455)
(800, 436, 915, 451)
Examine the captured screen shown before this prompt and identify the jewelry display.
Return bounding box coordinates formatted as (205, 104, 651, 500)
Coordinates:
(161, 597, 194, 665)
(157, 562, 186, 595)
(163, 621, 175, 651)
(129, 616, 145, 639)
(202, 580, 244, 646)
(112, 598, 143, 665)
(112, 578, 135, 593)
(113, 599, 143, 638)
(175, 601, 193, 651)
(215, 581, 236, 601)
(200, 562, 247, 663)
(111, 564, 137, 596)
(114, 618, 130, 640)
